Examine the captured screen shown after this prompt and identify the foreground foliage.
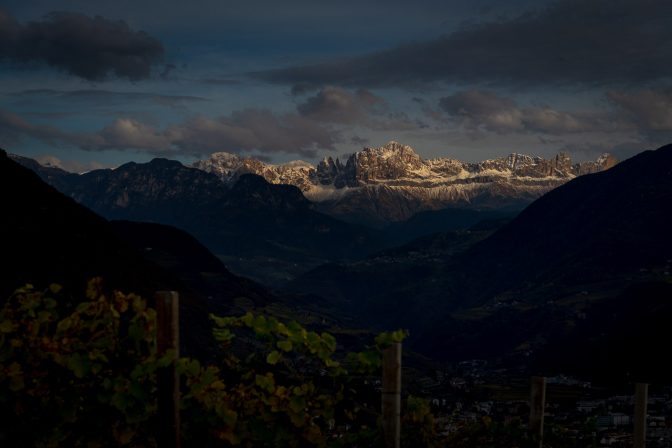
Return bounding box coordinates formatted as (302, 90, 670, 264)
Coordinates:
(0, 280, 412, 447)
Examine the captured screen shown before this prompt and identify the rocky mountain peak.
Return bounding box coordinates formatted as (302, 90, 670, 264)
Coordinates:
(226, 173, 311, 211)
(597, 153, 619, 169)
(145, 158, 185, 170)
(366, 141, 419, 157)
(191, 142, 618, 224)
(354, 141, 424, 182)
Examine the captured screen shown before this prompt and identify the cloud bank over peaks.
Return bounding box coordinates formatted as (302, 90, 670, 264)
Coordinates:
(437, 90, 618, 135)
(607, 89, 672, 134)
(0, 108, 340, 159)
(296, 86, 419, 131)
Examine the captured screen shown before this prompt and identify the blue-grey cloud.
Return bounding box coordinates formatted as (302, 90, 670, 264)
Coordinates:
(0, 108, 73, 147)
(13, 89, 207, 108)
(200, 78, 242, 86)
(437, 89, 625, 135)
(254, 0, 672, 88)
(607, 89, 672, 133)
(0, 9, 164, 80)
(607, 88, 672, 143)
(0, 108, 339, 158)
(164, 110, 339, 157)
(296, 86, 420, 131)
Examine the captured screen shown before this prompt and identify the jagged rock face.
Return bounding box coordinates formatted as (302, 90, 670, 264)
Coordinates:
(353, 142, 424, 183)
(62, 159, 226, 221)
(315, 156, 357, 188)
(192, 153, 315, 190)
(193, 141, 617, 225)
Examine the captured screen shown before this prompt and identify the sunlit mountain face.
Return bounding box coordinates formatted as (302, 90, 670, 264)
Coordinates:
(2, 1, 672, 446)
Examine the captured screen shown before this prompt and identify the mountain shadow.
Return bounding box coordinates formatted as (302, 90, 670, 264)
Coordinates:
(0, 149, 275, 359)
(12, 155, 386, 285)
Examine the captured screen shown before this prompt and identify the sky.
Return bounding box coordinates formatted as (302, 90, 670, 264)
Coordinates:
(1, 0, 671, 171)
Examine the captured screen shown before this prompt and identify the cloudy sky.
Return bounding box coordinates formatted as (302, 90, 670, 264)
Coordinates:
(1, 0, 671, 171)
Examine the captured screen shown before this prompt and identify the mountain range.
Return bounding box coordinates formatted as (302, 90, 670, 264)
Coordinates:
(10, 154, 385, 285)
(10, 142, 616, 285)
(193, 141, 617, 226)
(0, 149, 277, 359)
(285, 143, 672, 381)
(8, 140, 671, 381)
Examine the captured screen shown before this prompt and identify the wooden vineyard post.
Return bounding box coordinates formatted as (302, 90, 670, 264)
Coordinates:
(529, 376, 546, 448)
(156, 291, 180, 448)
(382, 342, 402, 448)
(634, 383, 648, 448)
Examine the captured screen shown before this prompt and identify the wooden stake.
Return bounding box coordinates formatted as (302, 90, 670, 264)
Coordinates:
(634, 383, 648, 448)
(156, 291, 180, 448)
(529, 376, 546, 448)
(382, 342, 401, 448)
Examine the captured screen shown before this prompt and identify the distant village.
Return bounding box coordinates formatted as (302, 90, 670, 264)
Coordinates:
(396, 360, 672, 447)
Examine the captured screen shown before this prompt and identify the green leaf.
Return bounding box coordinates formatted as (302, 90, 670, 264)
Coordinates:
(37, 310, 52, 324)
(241, 312, 254, 327)
(180, 358, 200, 376)
(375, 329, 408, 348)
(67, 353, 90, 378)
(210, 314, 236, 328)
(0, 319, 15, 333)
(111, 391, 130, 412)
(266, 350, 281, 365)
(219, 408, 238, 427)
(289, 395, 306, 414)
(276, 340, 292, 352)
(255, 373, 275, 392)
(252, 315, 268, 334)
(325, 359, 340, 368)
(306, 332, 321, 352)
(357, 350, 380, 367)
(75, 302, 90, 313)
(213, 328, 235, 343)
(321, 332, 336, 351)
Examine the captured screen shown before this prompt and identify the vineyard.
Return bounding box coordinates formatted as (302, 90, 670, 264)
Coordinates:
(0, 279, 431, 447)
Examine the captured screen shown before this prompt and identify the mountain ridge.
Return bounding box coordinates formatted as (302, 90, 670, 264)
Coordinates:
(10, 154, 386, 285)
(284, 142, 672, 379)
(193, 141, 617, 225)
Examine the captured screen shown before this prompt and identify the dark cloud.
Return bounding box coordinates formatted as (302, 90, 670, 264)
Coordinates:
(296, 86, 418, 131)
(200, 78, 241, 86)
(440, 90, 515, 119)
(290, 83, 320, 96)
(607, 89, 672, 133)
(84, 118, 170, 152)
(297, 87, 384, 124)
(165, 110, 339, 157)
(159, 63, 177, 80)
(254, 0, 672, 88)
(0, 9, 164, 80)
(0, 108, 338, 158)
(0, 108, 73, 147)
(437, 89, 617, 135)
(13, 89, 207, 108)
(434, 87, 672, 152)
(606, 88, 672, 145)
(350, 135, 369, 146)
